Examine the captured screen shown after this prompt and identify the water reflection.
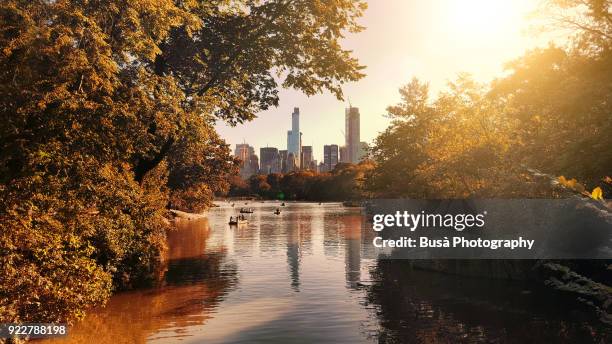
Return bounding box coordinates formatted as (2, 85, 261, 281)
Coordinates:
(43, 218, 237, 344)
(44, 202, 608, 343)
(286, 222, 301, 292)
(366, 260, 610, 343)
(343, 215, 362, 289)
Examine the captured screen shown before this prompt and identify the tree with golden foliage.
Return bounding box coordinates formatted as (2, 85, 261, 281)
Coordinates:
(368, 0, 611, 200)
(0, 0, 366, 323)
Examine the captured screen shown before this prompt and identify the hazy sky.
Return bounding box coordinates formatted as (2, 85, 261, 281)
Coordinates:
(216, 0, 551, 162)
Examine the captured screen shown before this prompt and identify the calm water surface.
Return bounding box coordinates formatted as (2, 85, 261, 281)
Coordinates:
(45, 202, 607, 343)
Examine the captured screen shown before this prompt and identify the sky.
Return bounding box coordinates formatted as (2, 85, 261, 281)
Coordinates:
(215, 0, 553, 163)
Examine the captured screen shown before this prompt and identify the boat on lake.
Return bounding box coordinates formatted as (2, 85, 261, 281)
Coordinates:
(240, 207, 254, 213)
(228, 216, 248, 225)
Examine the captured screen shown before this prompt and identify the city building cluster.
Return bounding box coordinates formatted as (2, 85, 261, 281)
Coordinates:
(234, 106, 369, 178)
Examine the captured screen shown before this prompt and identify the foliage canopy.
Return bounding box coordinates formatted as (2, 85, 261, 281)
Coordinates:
(0, 0, 366, 323)
(367, 0, 612, 199)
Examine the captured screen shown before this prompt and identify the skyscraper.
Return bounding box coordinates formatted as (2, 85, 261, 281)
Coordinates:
(345, 106, 360, 163)
(323, 144, 339, 172)
(286, 152, 297, 172)
(279, 150, 288, 173)
(249, 155, 259, 176)
(234, 143, 251, 163)
(287, 107, 302, 169)
(339, 146, 348, 163)
(301, 146, 313, 170)
(260, 147, 280, 174)
(235, 143, 257, 178)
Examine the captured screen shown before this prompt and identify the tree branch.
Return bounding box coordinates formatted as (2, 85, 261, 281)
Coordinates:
(196, 0, 294, 96)
(134, 137, 175, 183)
(557, 16, 612, 40)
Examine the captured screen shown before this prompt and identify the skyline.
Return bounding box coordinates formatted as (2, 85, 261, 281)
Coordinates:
(235, 106, 365, 176)
(5, 1, 610, 341)
(215, 0, 553, 160)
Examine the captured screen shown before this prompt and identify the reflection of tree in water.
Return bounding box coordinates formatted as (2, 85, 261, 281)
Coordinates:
(365, 260, 609, 343)
(165, 252, 237, 286)
(44, 219, 239, 344)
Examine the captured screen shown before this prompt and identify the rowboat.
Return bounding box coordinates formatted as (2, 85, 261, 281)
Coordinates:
(228, 218, 248, 225)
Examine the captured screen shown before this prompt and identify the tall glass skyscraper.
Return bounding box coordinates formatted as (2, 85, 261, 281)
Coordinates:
(287, 107, 301, 169)
(345, 106, 360, 163)
(323, 144, 339, 172)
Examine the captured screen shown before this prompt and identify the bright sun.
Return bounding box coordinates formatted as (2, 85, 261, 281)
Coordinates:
(444, 0, 532, 40)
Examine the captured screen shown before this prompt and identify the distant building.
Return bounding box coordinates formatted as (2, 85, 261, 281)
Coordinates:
(286, 152, 298, 172)
(301, 146, 313, 170)
(318, 161, 326, 173)
(234, 143, 252, 163)
(260, 147, 280, 174)
(286, 107, 302, 169)
(260, 147, 279, 174)
(323, 144, 339, 172)
(279, 150, 288, 173)
(249, 154, 259, 176)
(339, 146, 348, 163)
(235, 143, 257, 178)
(309, 159, 318, 172)
(345, 106, 360, 163)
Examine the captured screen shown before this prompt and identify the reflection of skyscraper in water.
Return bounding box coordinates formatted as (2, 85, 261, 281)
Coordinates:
(287, 220, 301, 292)
(343, 215, 362, 289)
(323, 212, 341, 258)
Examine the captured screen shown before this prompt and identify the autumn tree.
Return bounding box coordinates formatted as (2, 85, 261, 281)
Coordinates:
(366, 78, 435, 197)
(0, 0, 366, 323)
(367, 0, 612, 198)
(229, 162, 375, 201)
(491, 0, 612, 185)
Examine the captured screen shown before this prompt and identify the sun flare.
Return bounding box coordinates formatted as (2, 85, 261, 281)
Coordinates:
(444, 0, 533, 41)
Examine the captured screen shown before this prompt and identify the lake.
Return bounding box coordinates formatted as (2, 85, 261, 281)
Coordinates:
(44, 201, 608, 343)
